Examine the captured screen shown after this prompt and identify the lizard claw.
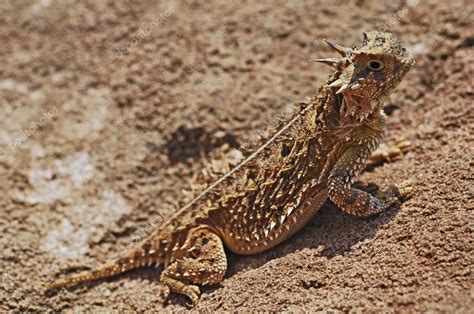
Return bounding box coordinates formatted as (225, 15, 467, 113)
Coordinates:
(161, 286, 171, 305)
(370, 137, 412, 163)
(184, 285, 201, 307)
(377, 180, 415, 209)
(393, 137, 412, 153)
(395, 180, 416, 201)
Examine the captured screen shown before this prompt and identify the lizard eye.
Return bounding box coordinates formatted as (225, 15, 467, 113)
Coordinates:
(367, 59, 384, 71)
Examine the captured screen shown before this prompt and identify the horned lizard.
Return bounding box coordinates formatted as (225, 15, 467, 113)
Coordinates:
(46, 31, 415, 306)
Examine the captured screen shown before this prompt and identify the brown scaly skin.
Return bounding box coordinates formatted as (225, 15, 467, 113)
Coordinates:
(46, 31, 415, 306)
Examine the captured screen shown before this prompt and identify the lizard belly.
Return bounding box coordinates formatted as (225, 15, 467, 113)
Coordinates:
(221, 188, 328, 255)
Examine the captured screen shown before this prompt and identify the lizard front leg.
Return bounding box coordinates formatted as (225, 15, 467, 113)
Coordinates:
(328, 145, 411, 217)
(160, 227, 227, 306)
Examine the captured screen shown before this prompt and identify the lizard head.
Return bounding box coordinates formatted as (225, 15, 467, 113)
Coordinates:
(316, 31, 414, 121)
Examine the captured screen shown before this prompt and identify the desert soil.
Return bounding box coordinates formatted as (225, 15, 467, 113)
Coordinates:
(0, 0, 473, 312)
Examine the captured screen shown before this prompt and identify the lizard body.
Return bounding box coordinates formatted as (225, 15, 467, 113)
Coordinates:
(47, 31, 414, 306)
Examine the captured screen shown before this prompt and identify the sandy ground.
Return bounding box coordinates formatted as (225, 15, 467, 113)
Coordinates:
(0, 0, 473, 311)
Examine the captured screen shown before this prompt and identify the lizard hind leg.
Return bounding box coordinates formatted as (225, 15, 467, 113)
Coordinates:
(160, 227, 227, 307)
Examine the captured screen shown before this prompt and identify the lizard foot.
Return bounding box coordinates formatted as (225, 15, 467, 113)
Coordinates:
(160, 274, 201, 307)
(377, 180, 415, 208)
(395, 180, 416, 201)
(370, 137, 412, 164)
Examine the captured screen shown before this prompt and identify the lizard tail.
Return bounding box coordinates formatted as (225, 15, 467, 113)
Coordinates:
(46, 251, 161, 291)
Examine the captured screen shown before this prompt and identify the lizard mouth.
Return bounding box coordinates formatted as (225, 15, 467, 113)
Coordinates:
(342, 92, 375, 122)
